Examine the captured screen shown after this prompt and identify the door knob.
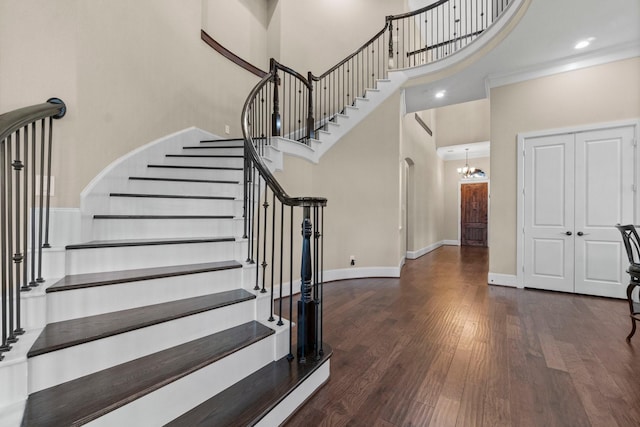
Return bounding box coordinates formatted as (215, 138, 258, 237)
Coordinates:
(565, 231, 572, 236)
(577, 231, 584, 236)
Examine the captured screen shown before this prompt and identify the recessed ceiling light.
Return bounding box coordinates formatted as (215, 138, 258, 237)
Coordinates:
(575, 37, 595, 49)
(435, 90, 446, 99)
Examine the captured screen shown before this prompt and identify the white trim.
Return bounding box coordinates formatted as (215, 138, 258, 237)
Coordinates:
(442, 240, 460, 246)
(487, 273, 519, 288)
(323, 266, 401, 281)
(256, 360, 330, 427)
(486, 40, 640, 90)
(437, 141, 491, 160)
(406, 241, 444, 259)
(516, 119, 640, 291)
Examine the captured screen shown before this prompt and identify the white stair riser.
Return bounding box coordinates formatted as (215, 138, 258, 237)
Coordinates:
(106, 197, 242, 216)
(125, 180, 244, 198)
(65, 240, 246, 275)
(47, 268, 243, 323)
(28, 299, 258, 393)
(180, 147, 244, 156)
(90, 217, 244, 240)
(162, 156, 244, 168)
(145, 167, 243, 182)
(86, 336, 274, 427)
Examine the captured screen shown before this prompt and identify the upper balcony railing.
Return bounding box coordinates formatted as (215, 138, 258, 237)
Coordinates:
(308, 0, 511, 135)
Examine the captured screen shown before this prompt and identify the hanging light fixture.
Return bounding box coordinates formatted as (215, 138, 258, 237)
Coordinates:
(457, 148, 477, 178)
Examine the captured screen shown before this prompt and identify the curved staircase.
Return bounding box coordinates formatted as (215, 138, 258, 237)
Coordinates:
(18, 136, 331, 426)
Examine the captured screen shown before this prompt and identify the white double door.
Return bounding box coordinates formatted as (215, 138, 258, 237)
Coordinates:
(523, 125, 636, 298)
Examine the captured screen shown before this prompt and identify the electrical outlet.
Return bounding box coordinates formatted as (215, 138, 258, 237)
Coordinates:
(224, 125, 230, 134)
(350, 255, 355, 266)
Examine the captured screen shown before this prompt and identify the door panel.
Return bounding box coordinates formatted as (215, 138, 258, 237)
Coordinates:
(574, 126, 635, 298)
(524, 134, 575, 292)
(461, 183, 488, 246)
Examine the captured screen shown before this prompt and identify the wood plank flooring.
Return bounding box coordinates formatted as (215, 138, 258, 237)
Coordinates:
(285, 246, 640, 427)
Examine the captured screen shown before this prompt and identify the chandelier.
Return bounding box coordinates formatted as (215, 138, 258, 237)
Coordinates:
(457, 148, 482, 179)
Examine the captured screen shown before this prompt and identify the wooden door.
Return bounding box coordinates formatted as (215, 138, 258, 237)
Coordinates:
(523, 134, 575, 293)
(461, 182, 488, 246)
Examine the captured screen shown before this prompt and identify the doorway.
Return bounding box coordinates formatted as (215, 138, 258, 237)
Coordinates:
(460, 182, 488, 247)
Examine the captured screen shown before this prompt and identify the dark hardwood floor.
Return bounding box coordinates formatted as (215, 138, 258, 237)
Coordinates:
(285, 246, 640, 427)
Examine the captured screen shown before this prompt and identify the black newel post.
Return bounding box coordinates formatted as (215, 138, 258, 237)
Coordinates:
(297, 206, 316, 363)
(272, 72, 281, 137)
(306, 73, 315, 141)
(387, 18, 394, 68)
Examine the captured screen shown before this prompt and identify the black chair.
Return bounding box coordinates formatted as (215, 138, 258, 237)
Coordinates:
(615, 224, 640, 342)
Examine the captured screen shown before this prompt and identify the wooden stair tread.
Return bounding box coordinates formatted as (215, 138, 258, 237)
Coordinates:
(200, 138, 243, 143)
(28, 289, 256, 357)
(147, 164, 242, 171)
(93, 214, 235, 219)
(166, 154, 243, 158)
(182, 145, 243, 150)
(109, 193, 235, 200)
(47, 260, 242, 293)
(22, 321, 274, 427)
(166, 344, 332, 427)
(65, 236, 235, 250)
(129, 177, 240, 184)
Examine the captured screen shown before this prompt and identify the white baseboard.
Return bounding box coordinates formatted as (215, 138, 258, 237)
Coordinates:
(442, 240, 460, 246)
(323, 266, 401, 282)
(406, 241, 444, 259)
(487, 272, 520, 288)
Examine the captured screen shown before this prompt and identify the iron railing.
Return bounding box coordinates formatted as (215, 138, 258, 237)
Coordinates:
(388, 0, 511, 68)
(305, 0, 511, 136)
(240, 0, 513, 362)
(242, 60, 326, 362)
(0, 99, 66, 360)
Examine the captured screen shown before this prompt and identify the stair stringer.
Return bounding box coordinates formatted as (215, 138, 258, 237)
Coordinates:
(262, 71, 408, 172)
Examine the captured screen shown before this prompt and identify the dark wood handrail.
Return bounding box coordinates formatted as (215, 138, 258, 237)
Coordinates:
(0, 100, 66, 142)
(242, 65, 326, 208)
(200, 30, 268, 78)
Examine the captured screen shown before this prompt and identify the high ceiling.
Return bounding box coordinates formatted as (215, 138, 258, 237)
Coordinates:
(402, 0, 640, 113)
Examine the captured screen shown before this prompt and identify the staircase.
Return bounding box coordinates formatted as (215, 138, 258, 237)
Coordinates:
(16, 135, 331, 426)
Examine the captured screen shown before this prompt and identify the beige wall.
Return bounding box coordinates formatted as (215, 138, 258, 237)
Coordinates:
(489, 57, 640, 275)
(442, 157, 490, 242)
(276, 93, 403, 271)
(1, 0, 261, 207)
(400, 110, 445, 253)
(203, 0, 269, 70)
(273, 0, 406, 73)
(435, 99, 490, 147)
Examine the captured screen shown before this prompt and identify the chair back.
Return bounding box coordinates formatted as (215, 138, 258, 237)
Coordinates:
(616, 224, 640, 266)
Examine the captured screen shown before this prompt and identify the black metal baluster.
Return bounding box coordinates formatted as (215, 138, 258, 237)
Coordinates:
(6, 135, 17, 345)
(30, 122, 38, 287)
(42, 117, 53, 250)
(313, 206, 319, 360)
(319, 206, 324, 356)
(21, 127, 30, 295)
(288, 205, 294, 362)
(260, 188, 268, 294)
(254, 174, 261, 291)
(36, 120, 46, 284)
(268, 193, 276, 321)
(277, 200, 284, 326)
(0, 137, 9, 356)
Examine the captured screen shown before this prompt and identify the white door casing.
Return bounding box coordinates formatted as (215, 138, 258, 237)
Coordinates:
(518, 121, 639, 298)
